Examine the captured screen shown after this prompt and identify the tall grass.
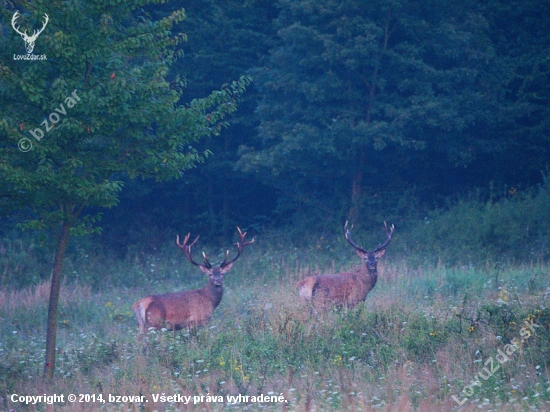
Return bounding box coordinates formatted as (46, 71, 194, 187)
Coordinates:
(1, 253, 549, 411)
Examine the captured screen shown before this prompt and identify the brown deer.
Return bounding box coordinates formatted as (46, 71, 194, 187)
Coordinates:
(297, 222, 394, 308)
(133, 228, 254, 333)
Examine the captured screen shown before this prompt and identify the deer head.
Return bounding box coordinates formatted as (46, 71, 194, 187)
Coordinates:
(176, 227, 255, 288)
(345, 221, 394, 272)
(12, 11, 49, 54)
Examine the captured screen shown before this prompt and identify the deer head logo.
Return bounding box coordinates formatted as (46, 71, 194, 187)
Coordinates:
(11, 11, 49, 54)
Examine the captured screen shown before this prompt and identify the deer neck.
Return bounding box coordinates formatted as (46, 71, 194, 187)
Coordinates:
(360, 265, 378, 292)
(204, 281, 224, 308)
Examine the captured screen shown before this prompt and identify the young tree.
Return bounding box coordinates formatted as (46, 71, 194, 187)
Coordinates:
(0, 0, 250, 379)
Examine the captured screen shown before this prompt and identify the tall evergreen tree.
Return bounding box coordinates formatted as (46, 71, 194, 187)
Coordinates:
(479, 0, 550, 184)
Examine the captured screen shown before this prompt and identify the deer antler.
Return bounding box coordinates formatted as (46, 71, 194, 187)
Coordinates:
(11, 12, 49, 54)
(373, 221, 395, 253)
(11, 12, 27, 37)
(32, 13, 49, 39)
(176, 233, 212, 269)
(345, 221, 394, 253)
(344, 221, 368, 253)
(177, 228, 254, 270)
(220, 227, 255, 268)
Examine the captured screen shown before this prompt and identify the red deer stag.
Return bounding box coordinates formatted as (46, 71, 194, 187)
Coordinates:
(133, 228, 254, 333)
(297, 222, 394, 308)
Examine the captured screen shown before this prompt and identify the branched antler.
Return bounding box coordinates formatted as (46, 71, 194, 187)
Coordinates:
(176, 227, 254, 270)
(220, 227, 255, 268)
(345, 221, 394, 253)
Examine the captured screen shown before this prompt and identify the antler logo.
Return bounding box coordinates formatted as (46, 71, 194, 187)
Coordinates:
(11, 11, 49, 54)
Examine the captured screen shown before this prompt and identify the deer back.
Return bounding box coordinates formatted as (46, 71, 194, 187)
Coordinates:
(297, 267, 375, 308)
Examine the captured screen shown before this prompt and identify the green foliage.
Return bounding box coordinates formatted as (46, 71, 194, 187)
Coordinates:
(1, 0, 549, 404)
(238, 0, 534, 225)
(403, 181, 550, 263)
(0, 0, 250, 378)
(3, 0, 542, 252)
(114, 0, 280, 239)
(0, 232, 51, 287)
(0, 0, 251, 235)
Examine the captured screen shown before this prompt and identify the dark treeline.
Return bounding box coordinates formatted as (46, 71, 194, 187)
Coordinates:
(100, 0, 550, 254)
(4, 0, 550, 256)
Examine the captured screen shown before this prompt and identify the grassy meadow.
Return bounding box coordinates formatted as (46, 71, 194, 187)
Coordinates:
(1, 233, 549, 411)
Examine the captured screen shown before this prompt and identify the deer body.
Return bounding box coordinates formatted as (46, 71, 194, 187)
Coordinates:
(297, 222, 393, 308)
(134, 282, 223, 332)
(133, 228, 253, 333)
(297, 267, 378, 308)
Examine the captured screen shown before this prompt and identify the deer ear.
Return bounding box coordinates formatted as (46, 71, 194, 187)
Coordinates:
(219, 262, 234, 274)
(374, 249, 386, 259)
(199, 265, 213, 275)
(355, 250, 368, 259)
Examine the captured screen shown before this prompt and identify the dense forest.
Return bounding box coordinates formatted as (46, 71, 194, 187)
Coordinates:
(1, 0, 549, 260)
(97, 0, 549, 260)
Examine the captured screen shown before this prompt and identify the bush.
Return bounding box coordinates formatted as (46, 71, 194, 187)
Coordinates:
(402, 181, 550, 264)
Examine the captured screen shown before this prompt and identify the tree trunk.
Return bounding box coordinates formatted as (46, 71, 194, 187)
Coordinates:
(207, 171, 216, 235)
(348, 46, 379, 221)
(348, 12, 393, 221)
(43, 219, 71, 379)
(222, 134, 230, 237)
(348, 150, 366, 222)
